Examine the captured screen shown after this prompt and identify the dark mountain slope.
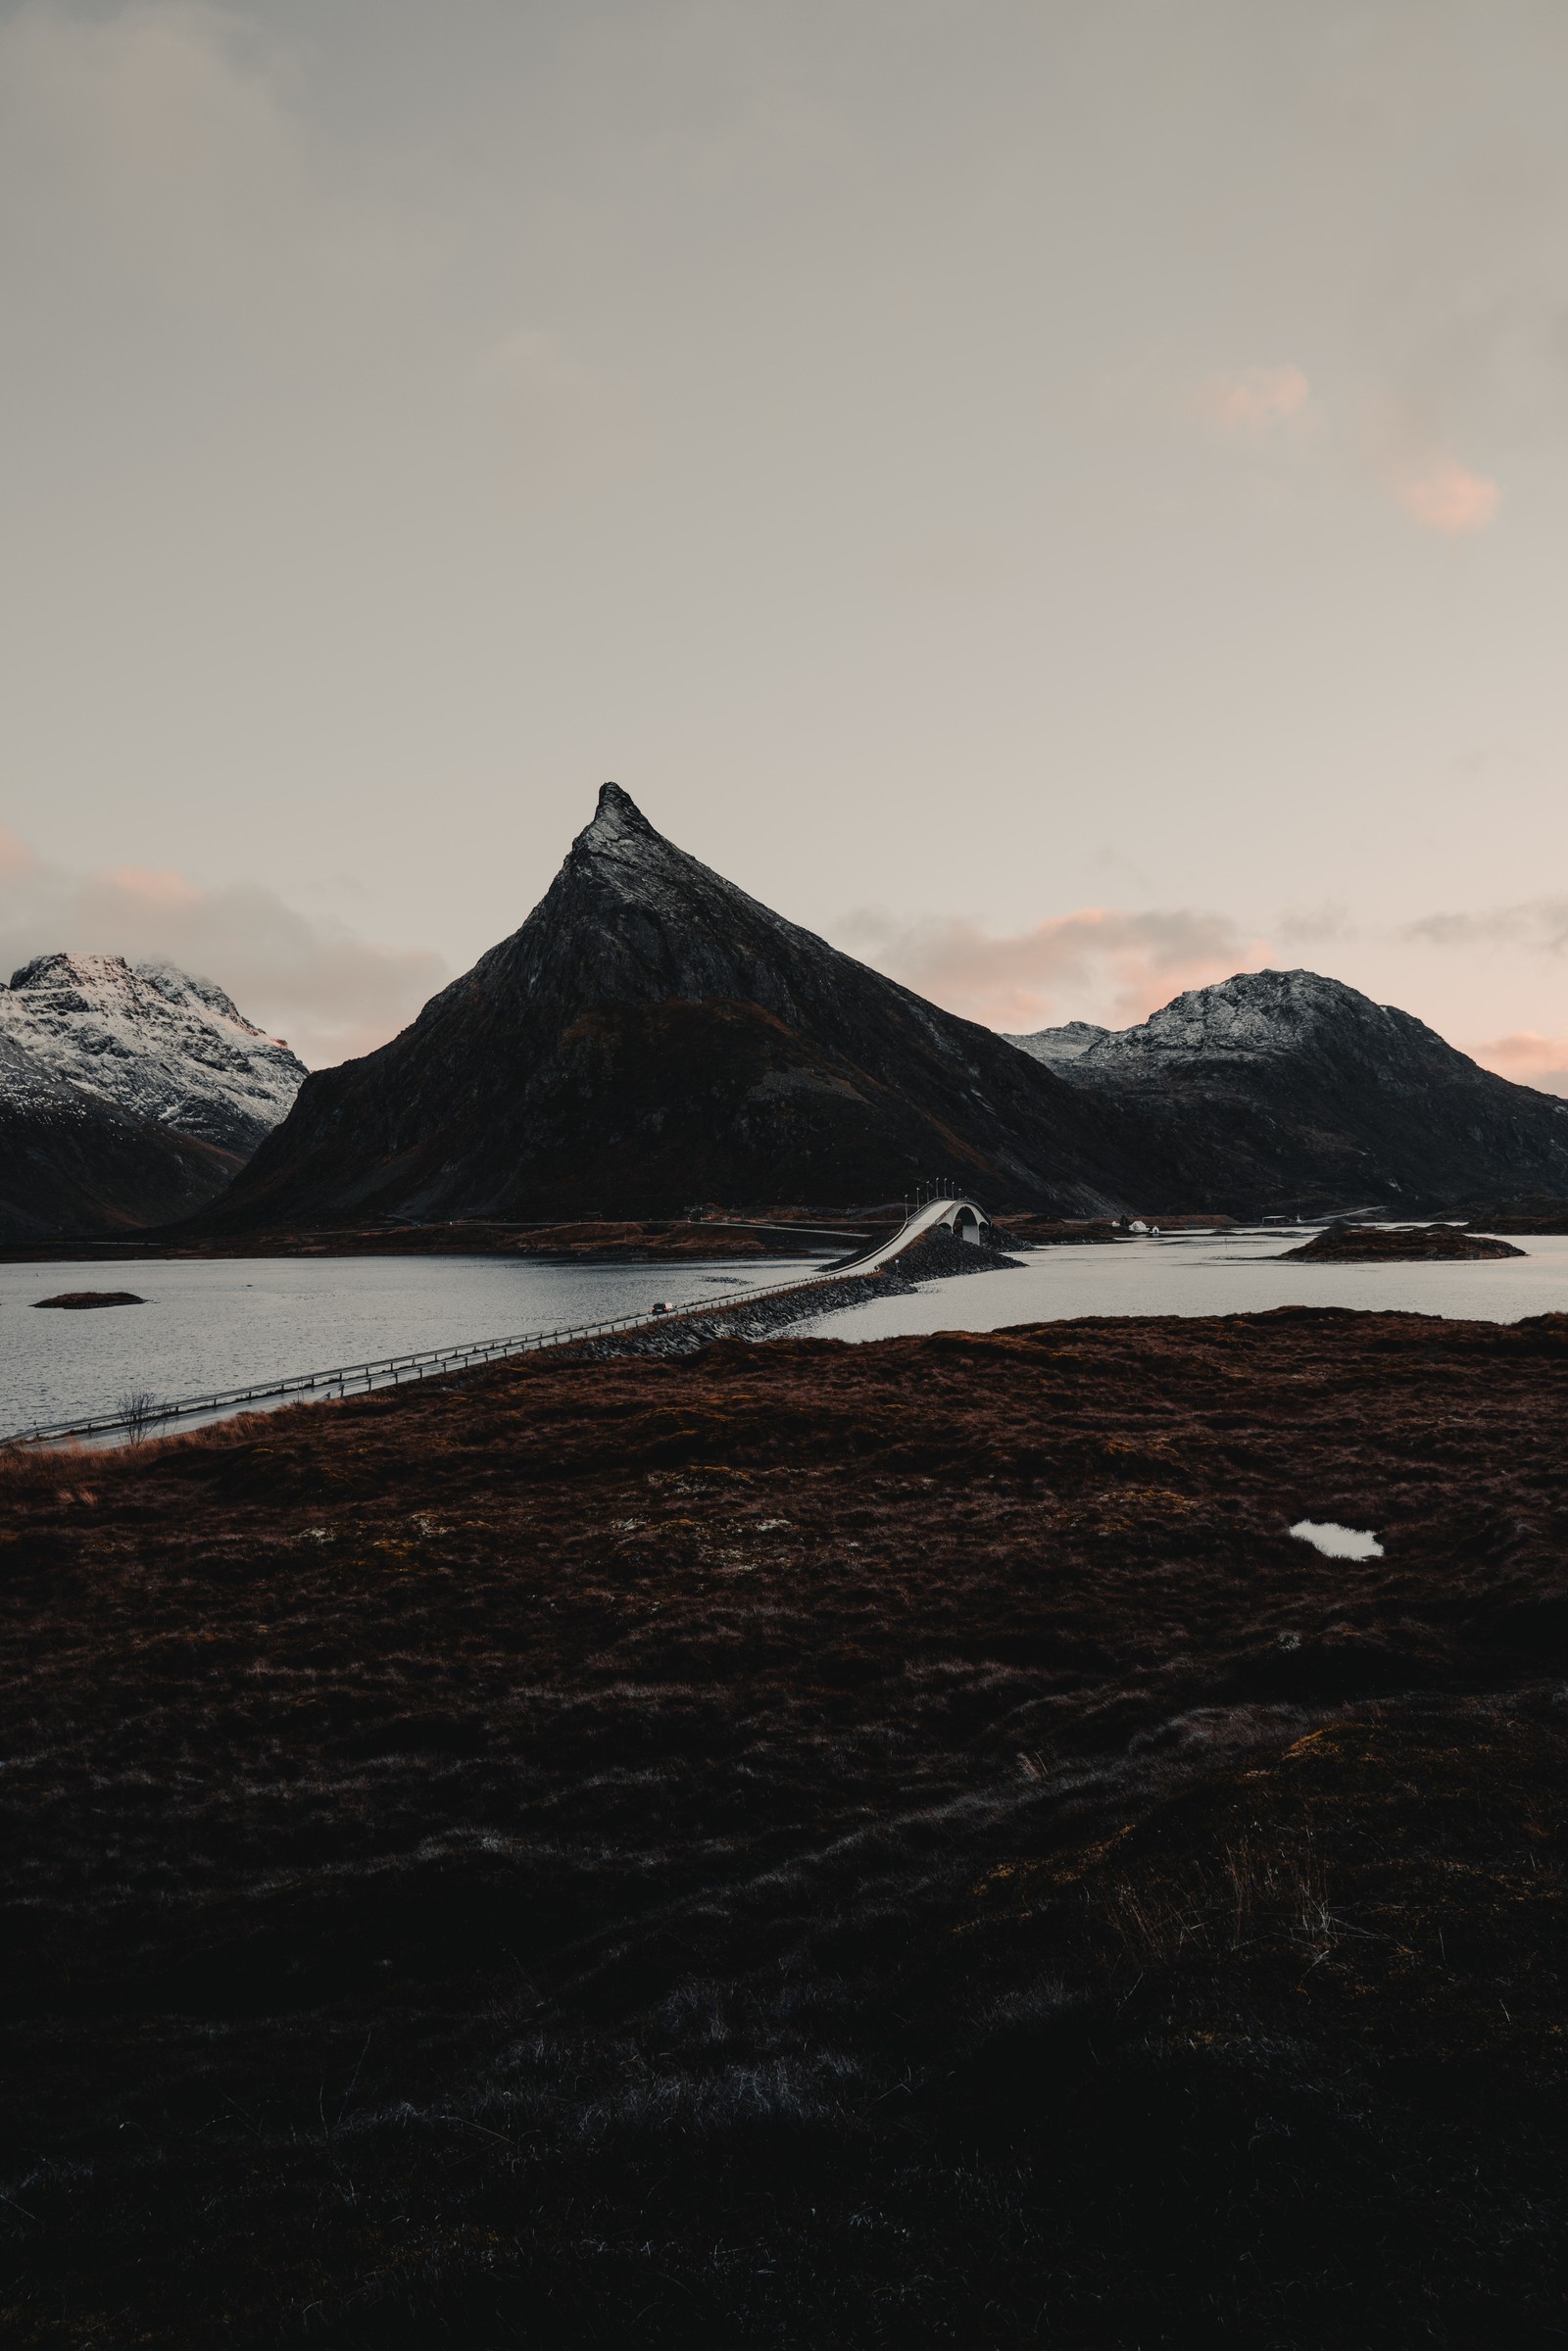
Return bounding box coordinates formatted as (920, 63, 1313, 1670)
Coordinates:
(1039, 968, 1568, 1215)
(0, 1034, 243, 1245)
(201, 786, 1148, 1228)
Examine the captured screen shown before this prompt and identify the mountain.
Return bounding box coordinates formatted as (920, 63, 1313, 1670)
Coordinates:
(1020, 967, 1568, 1214)
(197, 784, 1152, 1230)
(0, 954, 305, 1245)
(0, 1030, 243, 1245)
(1007, 1019, 1111, 1068)
(0, 953, 305, 1157)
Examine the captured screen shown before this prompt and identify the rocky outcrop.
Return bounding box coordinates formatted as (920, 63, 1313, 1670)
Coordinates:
(197, 785, 1152, 1231)
(1017, 968, 1568, 1217)
(1280, 1224, 1525, 1263)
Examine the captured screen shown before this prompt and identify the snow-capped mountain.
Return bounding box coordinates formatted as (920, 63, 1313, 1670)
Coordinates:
(0, 953, 305, 1158)
(1007, 968, 1568, 1214)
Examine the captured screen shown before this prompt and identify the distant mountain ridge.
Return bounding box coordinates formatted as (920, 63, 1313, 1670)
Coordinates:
(198, 784, 1152, 1229)
(1009, 967, 1568, 1214)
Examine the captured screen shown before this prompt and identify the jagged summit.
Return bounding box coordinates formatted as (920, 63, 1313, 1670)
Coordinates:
(579, 779, 658, 847)
(1, 952, 305, 1159)
(199, 782, 1146, 1229)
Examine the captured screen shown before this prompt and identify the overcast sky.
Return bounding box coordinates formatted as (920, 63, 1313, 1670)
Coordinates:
(3, 0, 1568, 1083)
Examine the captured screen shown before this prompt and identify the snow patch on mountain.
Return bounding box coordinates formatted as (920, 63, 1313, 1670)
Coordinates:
(1006, 972, 1411, 1076)
(0, 953, 306, 1157)
(1081, 970, 1399, 1063)
(1006, 1019, 1112, 1067)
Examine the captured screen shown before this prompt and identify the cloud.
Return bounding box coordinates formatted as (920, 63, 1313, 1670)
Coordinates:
(1364, 398, 1500, 535)
(835, 906, 1269, 1033)
(1401, 901, 1568, 954)
(1203, 364, 1315, 438)
(1276, 901, 1357, 949)
(1390, 455, 1500, 535)
(0, 835, 447, 1066)
(1469, 1031, 1568, 1099)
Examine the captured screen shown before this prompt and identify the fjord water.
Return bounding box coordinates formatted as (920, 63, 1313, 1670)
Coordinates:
(0, 1254, 798, 1436)
(788, 1228, 1568, 1341)
(8, 1231, 1568, 1440)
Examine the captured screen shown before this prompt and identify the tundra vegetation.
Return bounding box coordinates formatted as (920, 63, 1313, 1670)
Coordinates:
(3, 1308, 1568, 2343)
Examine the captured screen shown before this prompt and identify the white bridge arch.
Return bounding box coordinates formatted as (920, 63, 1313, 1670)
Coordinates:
(834, 1195, 994, 1277)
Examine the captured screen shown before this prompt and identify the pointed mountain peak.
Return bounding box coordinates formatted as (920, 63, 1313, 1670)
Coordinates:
(577, 780, 661, 852)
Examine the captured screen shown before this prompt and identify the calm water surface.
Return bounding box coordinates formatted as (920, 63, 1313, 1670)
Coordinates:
(0, 1254, 797, 1435)
(788, 1228, 1568, 1341)
(7, 1230, 1566, 1439)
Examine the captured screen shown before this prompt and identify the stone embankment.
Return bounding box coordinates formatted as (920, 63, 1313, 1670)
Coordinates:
(578, 1225, 1023, 1360)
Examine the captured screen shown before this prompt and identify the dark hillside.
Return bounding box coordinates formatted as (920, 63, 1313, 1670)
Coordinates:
(0, 1033, 242, 1244)
(6, 1311, 1568, 2342)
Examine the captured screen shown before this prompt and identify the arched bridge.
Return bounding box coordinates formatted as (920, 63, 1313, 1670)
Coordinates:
(835, 1195, 994, 1276)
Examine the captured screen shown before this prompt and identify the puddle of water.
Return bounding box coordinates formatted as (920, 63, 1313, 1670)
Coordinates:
(1289, 1519, 1385, 1560)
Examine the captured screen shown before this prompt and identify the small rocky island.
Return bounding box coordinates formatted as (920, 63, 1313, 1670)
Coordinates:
(31, 1291, 147, 1309)
(1280, 1224, 1525, 1263)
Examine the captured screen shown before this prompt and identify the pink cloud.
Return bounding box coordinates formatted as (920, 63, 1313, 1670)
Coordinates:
(1469, 1031, 1568, 1099)
(1205, 364, 1314, 437)
(1392, 456, 1499, 535)
(837, 906, 1271, 1033)
(104, 862, 203, 907)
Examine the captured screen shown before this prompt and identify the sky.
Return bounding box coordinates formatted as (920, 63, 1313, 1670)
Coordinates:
(2, 0, 1568, 1085)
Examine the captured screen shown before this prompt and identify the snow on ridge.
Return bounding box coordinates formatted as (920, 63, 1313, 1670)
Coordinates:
(1003, 971, 1407, 1073)
(1006, 1019, 1111, 1067)
(1090, 969, 1392, 1061)
(0, 951, 305, 1156)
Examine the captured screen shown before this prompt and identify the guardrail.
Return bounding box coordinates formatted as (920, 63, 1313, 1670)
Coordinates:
(2, 1243, 900, 1451)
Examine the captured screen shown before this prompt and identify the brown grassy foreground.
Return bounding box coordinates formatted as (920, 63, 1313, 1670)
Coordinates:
(4, 1309, 1568, 2346)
